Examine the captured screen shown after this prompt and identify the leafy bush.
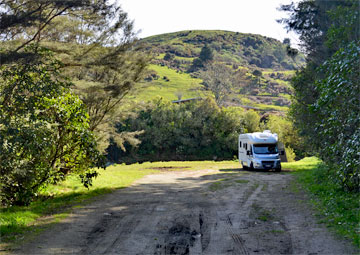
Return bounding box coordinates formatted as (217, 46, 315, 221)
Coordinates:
(282, 0, 359, 191)
(0, 47, 104, 206)
(311, 41, 360, 191)
(262, 115, 303, 159)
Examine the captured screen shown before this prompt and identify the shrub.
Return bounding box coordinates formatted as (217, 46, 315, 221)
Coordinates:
(107, 98, 253, 162)
(0, 48, 104, 206)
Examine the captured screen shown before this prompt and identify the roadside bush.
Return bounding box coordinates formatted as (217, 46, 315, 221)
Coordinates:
(262, 115, 303, 159)
(285, 147, 296, 162)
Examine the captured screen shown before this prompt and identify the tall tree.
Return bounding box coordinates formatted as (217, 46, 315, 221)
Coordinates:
(279, 0, 360, 190)
(189, 45, 214, 72)
(0, 0, 150, 151)
(200, 63, 233, 106)
(0, 0, 135, 62)
(0, 47, 104, 205)
(199, 44, 214, 63)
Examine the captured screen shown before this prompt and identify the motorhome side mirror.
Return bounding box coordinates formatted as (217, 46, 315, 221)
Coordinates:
(280, 151, 285, 155)
(246, 151, 251, 156)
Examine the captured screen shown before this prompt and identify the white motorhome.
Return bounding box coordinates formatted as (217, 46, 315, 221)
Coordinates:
(238, 130, 282, 171)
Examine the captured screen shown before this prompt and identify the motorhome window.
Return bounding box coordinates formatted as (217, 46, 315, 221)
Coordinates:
(253, 144, 278, 154)
(239, 141, 242, 147)
(245, 144, 247, 150)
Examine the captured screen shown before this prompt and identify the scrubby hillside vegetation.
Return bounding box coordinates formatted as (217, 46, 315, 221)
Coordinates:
(129, 30, 304, 112)
(141, 30, 303, 70)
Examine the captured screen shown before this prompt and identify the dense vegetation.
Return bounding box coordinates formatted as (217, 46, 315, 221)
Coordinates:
(279, 0, 359, 191)
(0, 47, 104, 206)
(107, 97, 298, 163)
(0, 0, 148, 206)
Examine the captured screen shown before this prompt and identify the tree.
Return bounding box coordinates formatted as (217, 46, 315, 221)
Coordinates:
(282, 38, 291, 45)
(199, 63, 233, 106)
(0, 0, 136, 63)
(108, 98, 248, 162)
(263, 115, 302, 161)
(189, 45, 214, 72)
(199, 44, 214, 63)
(0, 47, 104, 206)
(311, 42, 360, 191)
(243, 110, 260, 133)
(279, 0, 360, 190)
(278, 0, 358, 64)
(0, 0, 150, 152)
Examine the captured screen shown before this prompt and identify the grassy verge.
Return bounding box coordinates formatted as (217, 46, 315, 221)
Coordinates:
(284, 157, 359, 247)
(0, 160, 239, 247)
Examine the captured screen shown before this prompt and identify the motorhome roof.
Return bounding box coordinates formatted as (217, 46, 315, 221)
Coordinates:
(239, 131, 278, 144)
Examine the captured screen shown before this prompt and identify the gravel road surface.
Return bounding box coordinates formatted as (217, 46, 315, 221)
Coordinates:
(13, 168, 358, 255)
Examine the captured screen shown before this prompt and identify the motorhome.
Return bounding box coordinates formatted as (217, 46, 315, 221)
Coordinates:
(238, 130, 282, 171)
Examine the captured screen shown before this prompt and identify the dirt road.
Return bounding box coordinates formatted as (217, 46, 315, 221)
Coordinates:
(14, 168, 357, 255)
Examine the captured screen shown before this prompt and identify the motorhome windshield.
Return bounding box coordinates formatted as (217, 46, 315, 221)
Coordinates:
(253, 144, 278, 154)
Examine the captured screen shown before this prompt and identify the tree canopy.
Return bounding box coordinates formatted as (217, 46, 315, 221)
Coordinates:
(280, 0, 360, 191)
(0, 47, 105, 205)
(0, 0, 150, 205)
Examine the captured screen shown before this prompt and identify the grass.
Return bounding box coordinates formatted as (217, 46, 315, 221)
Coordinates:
(282, 157, 321, 171)
(293, 165, 360, 247)
(283, 157, 359, 247)
(252, 203, 274, 222)
(125, 64, 207, 102)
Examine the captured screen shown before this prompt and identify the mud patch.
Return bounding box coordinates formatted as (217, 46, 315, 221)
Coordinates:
(155, 220, 197, 255)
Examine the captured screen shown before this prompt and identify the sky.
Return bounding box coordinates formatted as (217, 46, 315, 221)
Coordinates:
(119, 0, 301, 47)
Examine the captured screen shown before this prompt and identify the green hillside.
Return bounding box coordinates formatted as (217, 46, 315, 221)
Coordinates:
(132, 30, 304, 112)
(142, 30, 304, 70)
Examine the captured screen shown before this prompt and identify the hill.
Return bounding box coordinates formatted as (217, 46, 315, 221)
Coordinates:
(128, 30, 304, 112)
(141, 30, 303, 71)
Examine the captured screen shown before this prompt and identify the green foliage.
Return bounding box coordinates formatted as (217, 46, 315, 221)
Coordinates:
(0, 0, 133, 63)
(311, 42, 360, 191)
(284, 147, 296, 162)
(199, 44, 214, 62)
(71, 43, 149, 152)
(242, 110, 260, 133)
(139, 30, 303, 112)
(252, 70, 262, 77)
(129, 64, 205, 102)
(263, 115, 303, 159)
(108, 98, 259, 162)
(200, 63, 233, 106)
(142, 30, 304, 71)
(0, 47, 104, 206)
(0, 0, 150, 153)
(189, 45, 214, 72)
(282, 0, 359, 191)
